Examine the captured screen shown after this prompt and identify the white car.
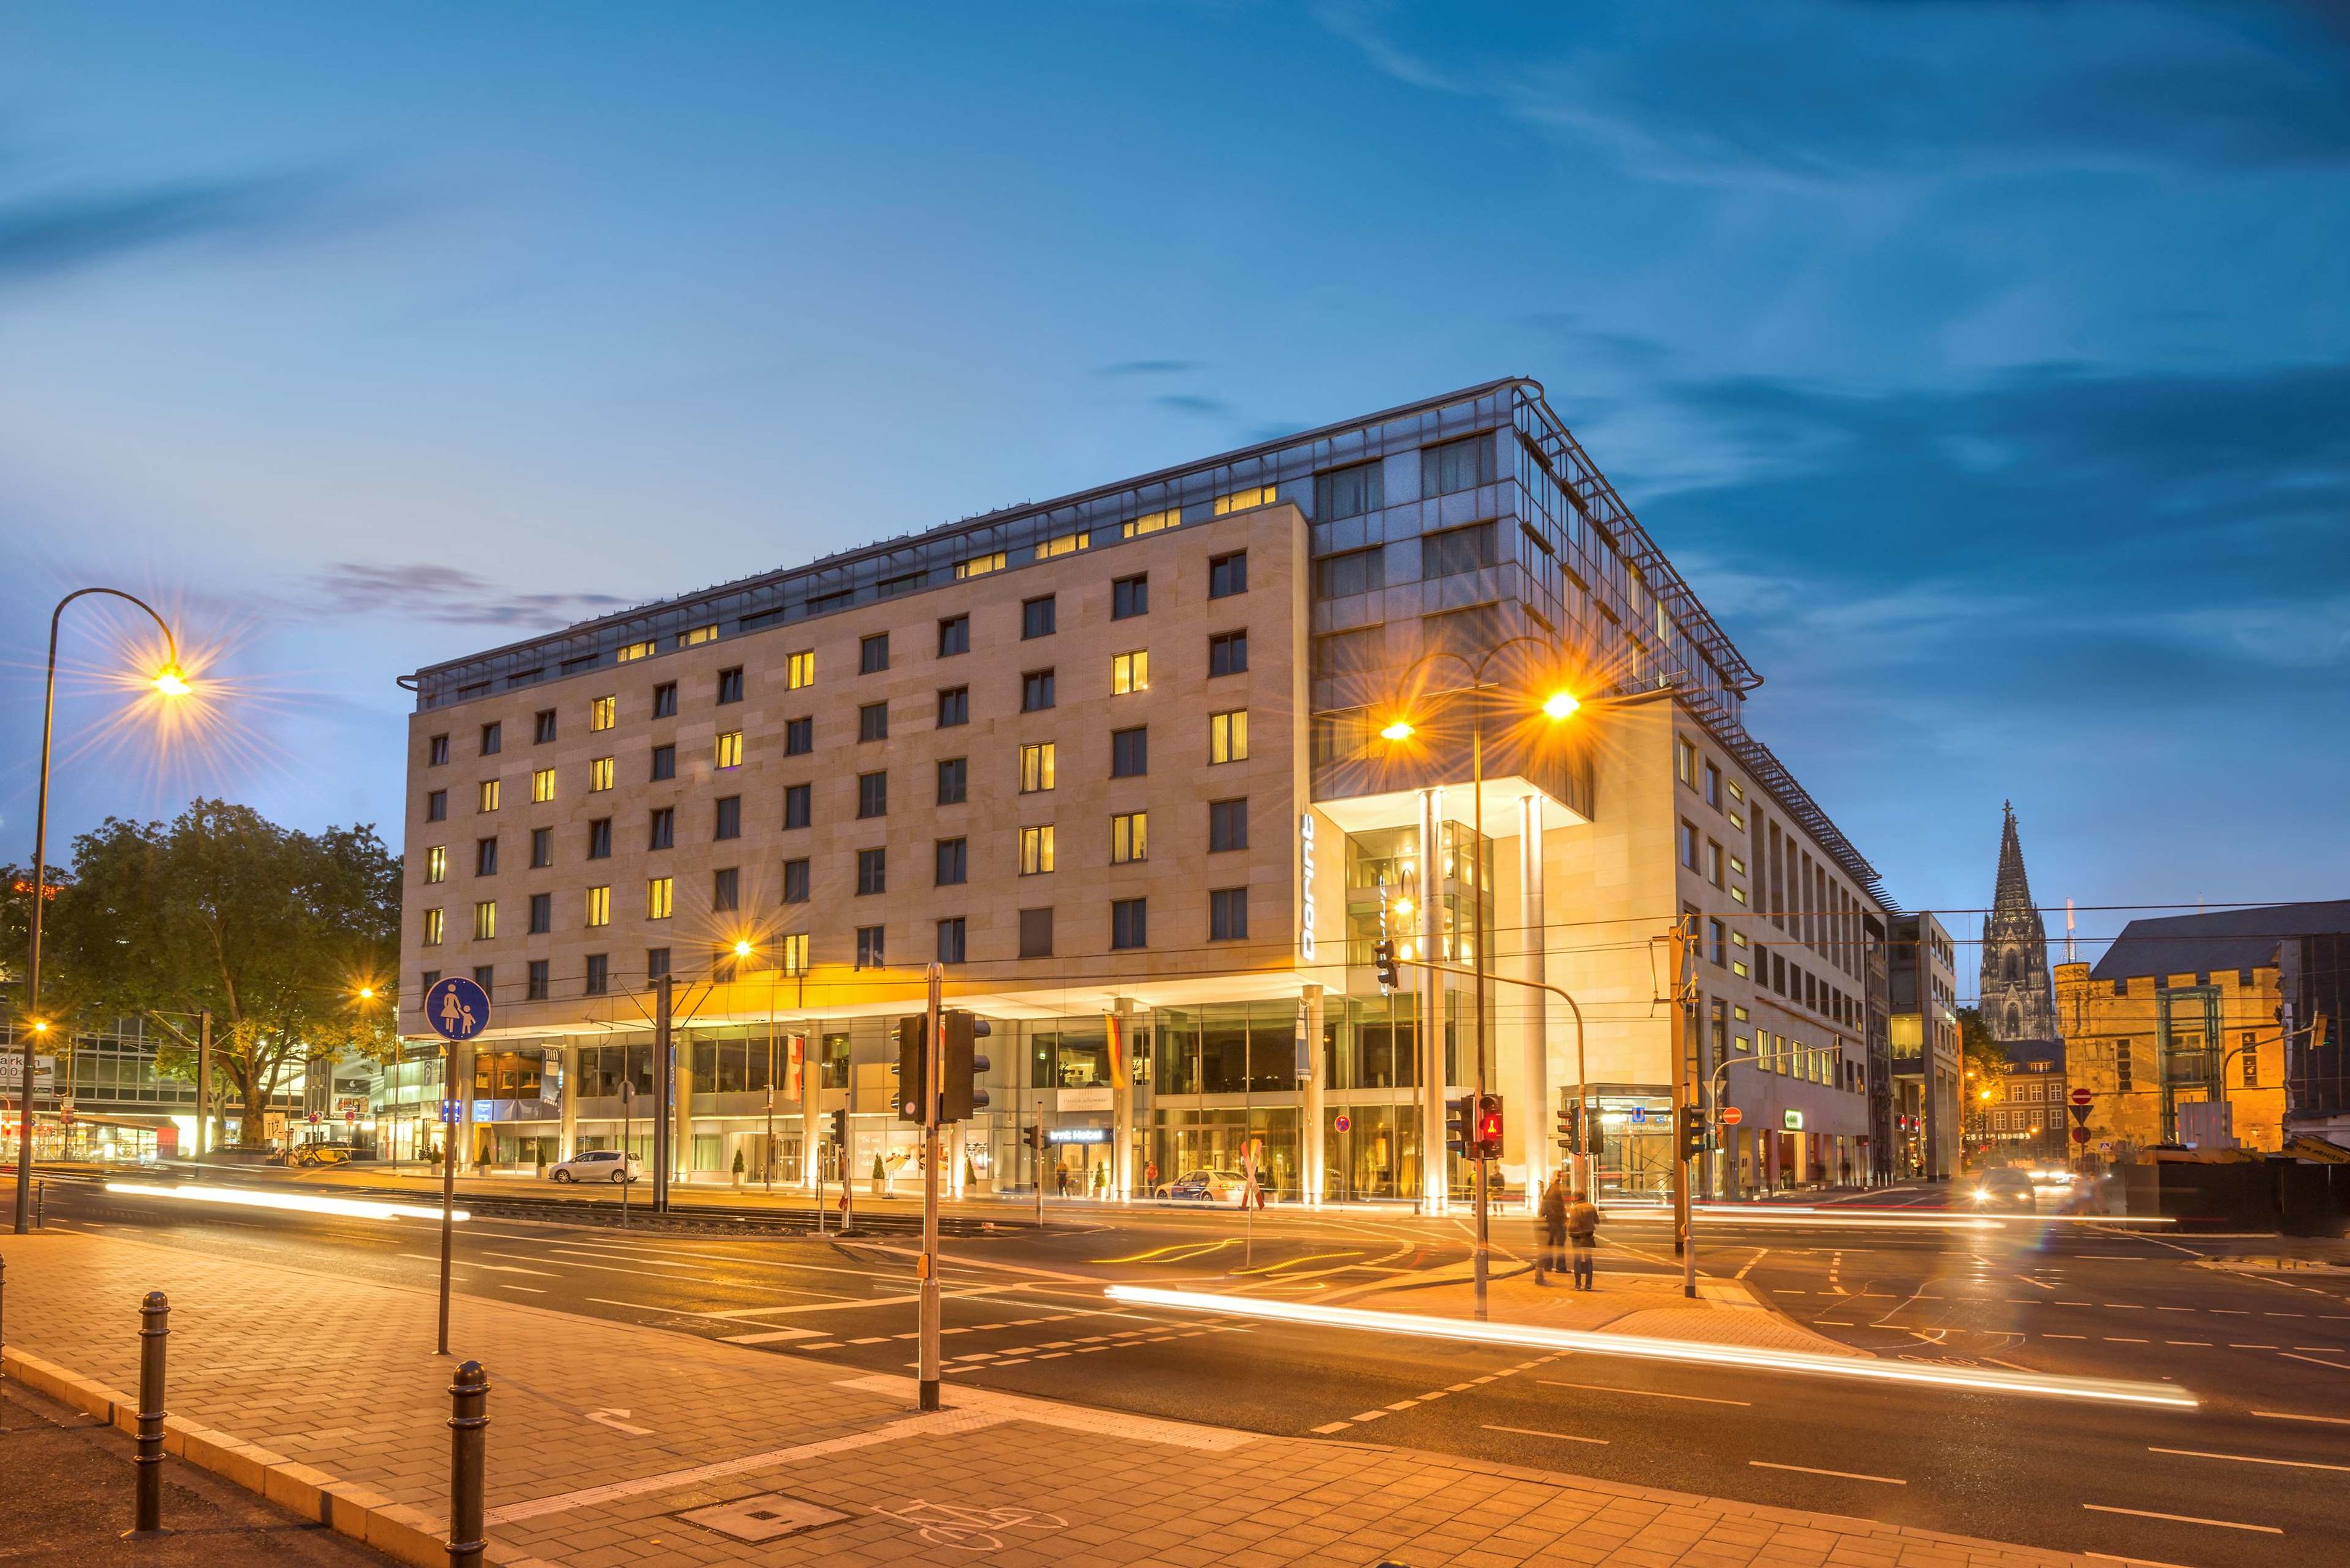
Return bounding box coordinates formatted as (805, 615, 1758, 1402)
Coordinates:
(1154, 1168, 1252, 1204)
(549, 1150, 642, 1184)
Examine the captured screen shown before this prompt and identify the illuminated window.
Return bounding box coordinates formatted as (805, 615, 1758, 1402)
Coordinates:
(1123, 508, 1178, 539)
(779, 933, 808, 976)
(585, 886, 611, 928)
(478, 778, 501, 812)
(1036, 530, 1090, 560)
(715, 731, 743, 769)
(1019, 825, 1056, 875)
(590, 695, 616, 731)
(1208, 709, 1249, 764)
(786, 650, 815, 689)
(424, 846, 446, 884)
(955, 552, 1005, 579)
(647, 876, 674, 920)
(1019, 742, 1056, 793)
(473, 901, 497, 940)
(1213, 485, 1276, 515)
(422, 907, 444, 945)
(1111, 811, 1148, 865)
(531, 768, 556, 804)
(588, 756, 615, 792)
(679, 623, 718, 648)
(616, 640, 654, 663)
(1111, 650, 1149, 694)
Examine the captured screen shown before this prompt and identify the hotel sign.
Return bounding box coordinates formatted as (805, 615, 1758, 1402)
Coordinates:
(1298, 812, 1318, 963)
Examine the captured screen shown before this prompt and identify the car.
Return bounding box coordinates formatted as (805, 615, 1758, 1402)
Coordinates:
(291, 1141, 353, 1167)
(1970, 1166, 2036, 1212)
(1153, 1168, 1251, 1204)
(548, 1149, 642, 1184)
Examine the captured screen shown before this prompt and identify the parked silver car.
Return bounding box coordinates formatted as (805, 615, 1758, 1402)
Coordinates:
(548, 1149, 642, 1184)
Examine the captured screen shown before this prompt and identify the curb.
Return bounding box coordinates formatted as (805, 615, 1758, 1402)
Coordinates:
(0, 1344, 556, 1568)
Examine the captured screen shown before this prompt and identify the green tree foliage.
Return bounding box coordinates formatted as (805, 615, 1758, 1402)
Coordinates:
(40, 801, 399, 1145)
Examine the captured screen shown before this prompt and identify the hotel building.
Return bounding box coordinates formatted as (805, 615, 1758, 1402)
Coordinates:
(396, 379, 1889, 1202)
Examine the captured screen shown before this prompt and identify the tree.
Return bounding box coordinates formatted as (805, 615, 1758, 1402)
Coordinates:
(41, 801, 399, 1145)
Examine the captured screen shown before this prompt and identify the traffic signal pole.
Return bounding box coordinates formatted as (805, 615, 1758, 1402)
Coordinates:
(1670, 917, 1694, 1296)
(918, 963, 944, 1413)
(1469, 708, 1490, 1318)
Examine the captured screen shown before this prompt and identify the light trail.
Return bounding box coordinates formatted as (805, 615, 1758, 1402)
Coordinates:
(104, 1182, 468, 1224)
(1103, 1285, 2198, 1409)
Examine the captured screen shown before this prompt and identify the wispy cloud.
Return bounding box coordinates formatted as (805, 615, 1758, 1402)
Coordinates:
(305, 563, 630, 629)
(1154, 392, 1233, 417)
(1098, 359, 1201, 377)
(0, 166, 363, 289)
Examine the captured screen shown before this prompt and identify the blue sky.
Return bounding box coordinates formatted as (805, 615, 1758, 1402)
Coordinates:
(1, 1, 2344, 954)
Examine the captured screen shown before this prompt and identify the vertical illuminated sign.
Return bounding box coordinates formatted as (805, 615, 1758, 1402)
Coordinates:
(1298, 812, 1318, 963)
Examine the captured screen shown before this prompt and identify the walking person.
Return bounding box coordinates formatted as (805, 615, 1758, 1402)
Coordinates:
(1567, 1188, 1601, 1291)
(1538, 1174, 1567, 1285)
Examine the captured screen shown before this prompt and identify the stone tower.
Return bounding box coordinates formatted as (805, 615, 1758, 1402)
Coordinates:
(1979, 802, 2057, 1043)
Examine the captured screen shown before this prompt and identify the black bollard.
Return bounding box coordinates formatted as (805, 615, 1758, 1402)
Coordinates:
(446, 1360, 490, 1565)
(125, 1291, 170, 1538)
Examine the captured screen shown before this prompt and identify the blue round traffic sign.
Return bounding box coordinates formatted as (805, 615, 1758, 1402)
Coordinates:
(423, 976, 491, 1042)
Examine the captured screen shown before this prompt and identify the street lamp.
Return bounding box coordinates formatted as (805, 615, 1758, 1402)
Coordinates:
(16, 589, 191, 1233)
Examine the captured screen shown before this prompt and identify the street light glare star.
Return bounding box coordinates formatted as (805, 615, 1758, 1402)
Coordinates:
(1379, 719, 1414, 742)
(152, 664, 192, 698)
(1541, 690, 1580, 720)
(733, 939, 754, 957)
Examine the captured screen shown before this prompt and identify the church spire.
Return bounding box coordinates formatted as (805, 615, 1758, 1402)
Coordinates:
(1992, 800, 2036, 920)
(1979, 802, 2058, 1044)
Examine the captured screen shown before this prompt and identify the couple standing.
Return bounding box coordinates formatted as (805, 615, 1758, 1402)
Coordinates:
(1536, 1174, 1599, 1290)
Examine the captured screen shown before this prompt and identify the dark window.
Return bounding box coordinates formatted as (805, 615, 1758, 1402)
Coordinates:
(714, 796, 741, 840)
(587, 817, 612, 859)
(650, 808, 674, 851)
(646, 947, 671, 981)
(1208, 551, 1248, 598)
(1111, 898, 1148, 951)
(938, 615, 970, 657)
(857, 771, 888, 818)
(713, 867, 739, 910)
(1422, 520, 1498, 579)
(526, 959, 550, 1001)
(785, 716, 812, 755)
(937, 687, 968, 727)
(1209, 888, 1249, 941)
(530, 825, 552, 868)
(428, 735, 450, 767)
(1423, 603, 1502, 658)
(584, 954, 609, 997)
(1022, 595, 1057, 639)
(937, 918, 966, 965)
(652, 682, 677, 719)
(783, 784, 812, 830)
(937, 757, 968, 805)
(425, 788, 447, 822)
(1019, 907, 1054, 959)
(476, 837, 499, 876)
(717, 666, 744, 704)
(528, 891, 551, 934)
(1111, 574, 1149, 620)
(783, 857, 809, 903)
(1208, 630, 1248, 676)
(1423, 433, 1496, 496)
(935, 838, 968, 886)
(1208, 798, 1249, 852)
(1110, 727, 1149, 778)
(1315, 460, 1384, 520)
(1021, 669, 1056, 712)
(859, 702, 889, 742)
(1314, 545, 1385, 600)
(1703, 761, 1722, 809)
(856, 848, 886, 896)
(473, 964, 494, 992)
(480, 722, 502, 756)
(421, 969, 441, 992)
(859, 634, 889, 674)
(533, 709, 557, 744)
(855, 926, 885, 968)
(650, 744, 676, 782)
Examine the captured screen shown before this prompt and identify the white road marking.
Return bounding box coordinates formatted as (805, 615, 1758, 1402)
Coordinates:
(2280, 1352, 2350, 1372)
(2081, 1503, 2280, 1534)
(1484, 1424, 1607, 1445)
(494, 1283, 547, 1294)
(2149, 1445, 2350, 1474)
(1310, 1421, 1353, 1434)
(722, 1328, 821, 1344)
(2253, 1409, 2350, 1426)
(585, 1408, 652, 1435)
(1750, 1460, 1904, 1485)
(1541, 1379, 1750, 1407)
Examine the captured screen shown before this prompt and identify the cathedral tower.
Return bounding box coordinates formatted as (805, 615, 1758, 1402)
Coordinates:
(1980, 802, 2058, 1042)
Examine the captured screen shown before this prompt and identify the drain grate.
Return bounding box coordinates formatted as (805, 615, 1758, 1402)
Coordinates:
(675, 1492, 848, 1543)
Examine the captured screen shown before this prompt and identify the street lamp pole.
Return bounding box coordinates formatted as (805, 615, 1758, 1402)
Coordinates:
(17, 588, 186, 1235)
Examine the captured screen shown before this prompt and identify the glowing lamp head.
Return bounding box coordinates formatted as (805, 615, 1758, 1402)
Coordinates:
(733, 939, 754, 958)
(1391, 897, 1415, 919)
(356, 986, 375, 1001)
(1541, 690, 1580, 721)
(30, 1019, 49, 1034)
(151, 664, 192, 698)
(1379, 719, 1415, 743)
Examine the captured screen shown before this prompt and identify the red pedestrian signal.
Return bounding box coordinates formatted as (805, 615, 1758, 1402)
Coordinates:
(1474, 1094, 1505, 1161)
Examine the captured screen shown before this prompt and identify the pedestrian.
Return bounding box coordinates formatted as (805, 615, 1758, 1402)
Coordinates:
(1567, 1188, 1601, 1291)
(1143, 1159, 1159, 1196)
(1538, 1173, 1567, 1284)
(1055, 1164, 1070, 1199)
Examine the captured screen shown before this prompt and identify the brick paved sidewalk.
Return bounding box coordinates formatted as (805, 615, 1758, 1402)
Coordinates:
(1, 1230, 2087, 1568)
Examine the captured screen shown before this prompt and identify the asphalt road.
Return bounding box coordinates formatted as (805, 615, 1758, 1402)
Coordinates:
(30, 1172, 2350, 1568)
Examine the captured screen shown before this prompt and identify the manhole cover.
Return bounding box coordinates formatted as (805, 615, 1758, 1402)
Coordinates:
(676, 1493, 847, 1543)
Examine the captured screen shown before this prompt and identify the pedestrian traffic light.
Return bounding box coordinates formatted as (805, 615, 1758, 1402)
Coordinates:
(828, 1108, 847, 1148)
(1676, 1103, 1707, 1161)
(1445, 1093, 1477, 1155)
(940, 1010, 992, 1122)
(1556, 1101, 1582, 1154)
(1372, 938, 1399, 992)
(1024, 1124, 1046, 1156)
(1475, 1093, 1505, 1160)
(894, 1013, 929, 1122)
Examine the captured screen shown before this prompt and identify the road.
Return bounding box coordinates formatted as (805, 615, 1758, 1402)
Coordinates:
(29, 1171, 2350, 1567)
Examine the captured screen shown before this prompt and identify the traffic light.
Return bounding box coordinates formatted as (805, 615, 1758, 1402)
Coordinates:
(940, 1010, 992, 1122)
(1445, 1093, 1477, 1156)
(1676, 1103, 1707, 1161)
(1556, 1101, 1582, 1155)
(894, 1013, 929, 1122)
(828, 1108, 847, 1148)
(1024, 1124, 1046, 1156)
(1475, 1093, 1505, 1160)
(1372, 938, 1399, 992)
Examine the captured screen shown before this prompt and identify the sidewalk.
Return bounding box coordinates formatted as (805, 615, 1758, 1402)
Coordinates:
(1, 1230, 2089, 1568)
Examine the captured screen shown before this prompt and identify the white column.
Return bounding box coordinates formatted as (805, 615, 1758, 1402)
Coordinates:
(455, 1041, 476, 1171)
(1300, 984, 1326, 1206)
(1109, 997, 1134, 1202)
(798, 1032, 820, 1189)
(1417, 786, 1448, 1214)
(558, 1042, 577, 1160)
(674, 1034, 693, 1185)
(1517, 792, 1549, 1213)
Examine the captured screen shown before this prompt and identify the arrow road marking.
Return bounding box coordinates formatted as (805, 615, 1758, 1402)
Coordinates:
(586, 1408, 653, 1436)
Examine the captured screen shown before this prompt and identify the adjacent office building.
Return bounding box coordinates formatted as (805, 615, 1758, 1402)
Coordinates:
(1887, 913, 1959, 1180)
(396, 379, 1889, 1202)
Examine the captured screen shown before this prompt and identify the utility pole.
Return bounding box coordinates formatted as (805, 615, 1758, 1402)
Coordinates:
(651, 973, 672, 1214)
(437, 1034, 457, 1355)
(918, 963, 945, 1412)
(1469, 698, 1490, 1314)
(1670, 915, 1692, 1278)
(195, 1010, 211, 1160)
